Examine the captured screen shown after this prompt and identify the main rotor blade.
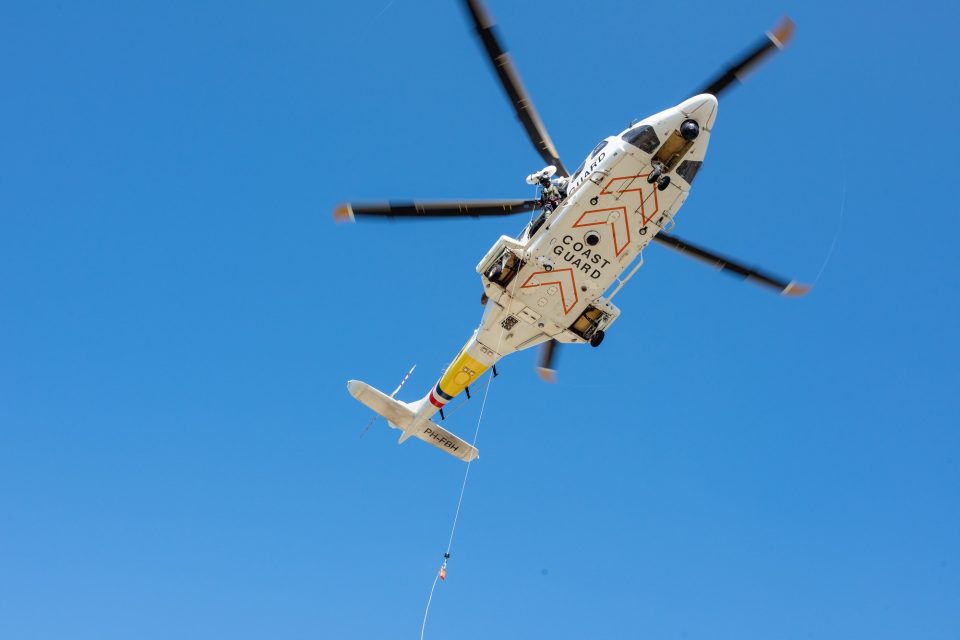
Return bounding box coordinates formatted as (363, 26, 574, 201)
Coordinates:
(537, 339, 559, 383)
(652, 231, 811, 297)
(333, 199, 540, 222)
(463, 0, 569, 177)
(691, 17, 795, 99)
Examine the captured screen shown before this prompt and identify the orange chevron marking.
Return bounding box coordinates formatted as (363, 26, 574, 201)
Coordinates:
(572, 207, 631, 256)
(521, 268, 579, 315)
(600, 175, 660, 225)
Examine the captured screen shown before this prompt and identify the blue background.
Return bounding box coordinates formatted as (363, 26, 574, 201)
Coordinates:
(1, 1, 957, 638)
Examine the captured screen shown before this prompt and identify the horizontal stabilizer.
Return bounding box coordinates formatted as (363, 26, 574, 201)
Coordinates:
(347, 380, 479, 462)
(402, 419, 478, 463)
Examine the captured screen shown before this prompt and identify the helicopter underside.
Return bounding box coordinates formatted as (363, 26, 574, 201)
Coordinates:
(469, 95, 718, 368)
(339, 1, 806, 457)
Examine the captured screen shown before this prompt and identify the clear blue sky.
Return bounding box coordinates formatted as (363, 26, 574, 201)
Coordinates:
(1, 1, 958, 638)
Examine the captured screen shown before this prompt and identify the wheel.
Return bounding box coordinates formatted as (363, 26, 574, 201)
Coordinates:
(646, 168, 662, 184)
(589, 330, 605, 348)
(487, 263, 502, 282)
(657, 175, 671, 191)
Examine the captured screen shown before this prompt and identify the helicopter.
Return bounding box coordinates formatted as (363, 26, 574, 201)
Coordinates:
(336, 0, 808, 462)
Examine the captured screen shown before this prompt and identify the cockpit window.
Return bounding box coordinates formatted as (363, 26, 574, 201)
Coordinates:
(621, 125, 660, 154)
(572, 160, 586, 180)
(676, 160, 703, 185)
(589, 139, 608, 159)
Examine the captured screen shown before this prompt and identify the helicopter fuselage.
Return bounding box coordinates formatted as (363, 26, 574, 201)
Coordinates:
(345, 5, 802, 461)
(405, 94, 718, 426)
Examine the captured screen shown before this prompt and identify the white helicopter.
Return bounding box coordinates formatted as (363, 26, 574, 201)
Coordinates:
(336, 0, 807, 462)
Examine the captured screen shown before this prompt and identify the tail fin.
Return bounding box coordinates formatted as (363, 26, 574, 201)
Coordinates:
(347, 380, 479, 462)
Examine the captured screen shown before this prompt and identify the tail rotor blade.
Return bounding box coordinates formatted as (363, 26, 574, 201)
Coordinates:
(360, 364, 417, 438)
(359, 415, 378, 439)
(390, 364, 417, 398)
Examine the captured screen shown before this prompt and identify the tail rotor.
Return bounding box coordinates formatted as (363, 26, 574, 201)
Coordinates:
(359, 364, 417, 438)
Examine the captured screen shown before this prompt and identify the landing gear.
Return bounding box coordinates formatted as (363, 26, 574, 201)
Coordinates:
(589, 330, 605, 348)
(649, 167, 670, 190)
(487, 263, 502, 282)
(647, 161, 671, 189)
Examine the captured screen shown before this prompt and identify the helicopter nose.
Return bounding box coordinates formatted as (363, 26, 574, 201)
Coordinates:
(678, 94, 718, 130)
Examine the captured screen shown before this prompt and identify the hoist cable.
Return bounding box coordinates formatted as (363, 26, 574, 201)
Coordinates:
(419, 183, 543, 639)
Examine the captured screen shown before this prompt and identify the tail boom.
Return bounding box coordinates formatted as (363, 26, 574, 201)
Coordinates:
(413, 334, 495, 424)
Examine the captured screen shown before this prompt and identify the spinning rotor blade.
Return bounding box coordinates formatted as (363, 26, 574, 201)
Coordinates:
(652, 232, 811, 296)
(691, 17, 794, 98)
(463, 0, 569, 177)
(333, 199, 540, 222)
(537, 339, 559, 383)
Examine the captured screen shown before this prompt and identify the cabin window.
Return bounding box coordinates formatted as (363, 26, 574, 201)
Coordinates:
(572, 160, 586, 180)
(676, 160, 703, 185)
(621, 125, 660, 153)
(589, 139, 608, 159)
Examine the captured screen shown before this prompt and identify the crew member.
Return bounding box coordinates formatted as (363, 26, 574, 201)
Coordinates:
(539, 175, 562, 214)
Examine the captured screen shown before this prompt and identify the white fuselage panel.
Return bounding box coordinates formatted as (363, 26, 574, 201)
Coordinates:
(474, 95, 718, 362)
